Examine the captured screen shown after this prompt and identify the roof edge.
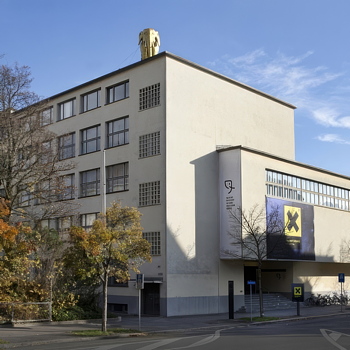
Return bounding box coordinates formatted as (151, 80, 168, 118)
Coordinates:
(217, 145, 350, 181)
(163, 52, 296, 110)
(43, 51, 296, 110)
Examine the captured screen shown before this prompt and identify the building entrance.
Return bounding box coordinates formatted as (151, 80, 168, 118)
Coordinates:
(244, 266, 258, 294)
(142, 283, 160, 315)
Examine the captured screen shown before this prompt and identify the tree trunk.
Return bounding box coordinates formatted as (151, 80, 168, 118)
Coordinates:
(257, 267, 264, 317)
(102, 276, 108, 332)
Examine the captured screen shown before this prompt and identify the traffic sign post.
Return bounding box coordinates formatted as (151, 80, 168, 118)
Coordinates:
(247, 280, 256, 321)
(291, 283, 304, 316)
(339, 273, 345, 312)
(136, 274, 144, 330)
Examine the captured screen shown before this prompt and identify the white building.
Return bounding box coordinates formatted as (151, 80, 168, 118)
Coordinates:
(38, 51, 350, 316)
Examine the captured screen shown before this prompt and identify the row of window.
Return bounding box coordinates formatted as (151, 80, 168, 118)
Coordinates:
(79, 163, 130, 197)
(41, 81, 161, 125)
(266, 170, 350, 211)
(58, 116, 129, 159)
(41, 215, 161, 256)
(58, 119, 160, 160)
(19, 165, 160, 206)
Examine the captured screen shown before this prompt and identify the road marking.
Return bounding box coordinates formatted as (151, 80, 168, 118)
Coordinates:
(138, 338, 184, 350)
(320, 328, 350, 350)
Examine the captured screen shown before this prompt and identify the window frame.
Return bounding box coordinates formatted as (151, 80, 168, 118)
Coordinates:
(106, 81, 129, 104)
(81, 125, 101, 155)
(58, 98, 76, 120)
(139, 83, 160, 111)
(58, 132, 76, 160)
(59, 173, 75, 200)
(143, 231, 161, 255)
(80, 168, 100, 197)
(81, 89, 101, 113)
(139, 131, 160, 158)
(106, 162, 129, 193)
(40, 107, 53, 126)
(80, 213, 98, 230)
(139, 181, 160, 207)
(106, 116, 129, 148)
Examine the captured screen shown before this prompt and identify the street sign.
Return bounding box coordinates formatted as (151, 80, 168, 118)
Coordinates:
(136, 274, 144, 290)
(291, 283, 304, 302)
(247, 280, 256, 285)
(339, 273, 345, 283)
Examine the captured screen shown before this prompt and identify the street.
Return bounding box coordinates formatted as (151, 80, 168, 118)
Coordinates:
(12, 314, 350, 350)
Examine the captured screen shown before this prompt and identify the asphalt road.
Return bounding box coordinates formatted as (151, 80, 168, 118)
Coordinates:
(11, 314, 350, 350)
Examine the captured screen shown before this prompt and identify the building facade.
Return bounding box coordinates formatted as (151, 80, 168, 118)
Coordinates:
(36, 51, 350, 316)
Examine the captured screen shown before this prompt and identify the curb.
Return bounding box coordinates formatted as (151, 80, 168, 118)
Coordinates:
(1, 332, 147, 349)
(7, 317, 122, 328)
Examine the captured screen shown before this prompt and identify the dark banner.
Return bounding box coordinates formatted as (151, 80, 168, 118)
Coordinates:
(266, 197, 315, 260)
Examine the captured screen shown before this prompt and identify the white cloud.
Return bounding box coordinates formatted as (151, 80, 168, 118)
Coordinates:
(214, 50, 341, 103)
(312, 108, 350, 128)
(317, 134, 350, 145)
(208, 49, 350, 134)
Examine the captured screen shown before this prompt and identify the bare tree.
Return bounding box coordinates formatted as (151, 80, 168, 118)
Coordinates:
(0, 62, 76, 224)
(225, 204, 286, 317)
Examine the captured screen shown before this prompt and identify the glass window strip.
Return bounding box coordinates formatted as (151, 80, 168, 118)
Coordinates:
(266, 170, 350, 211)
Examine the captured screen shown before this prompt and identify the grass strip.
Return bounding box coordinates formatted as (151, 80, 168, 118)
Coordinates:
(71, 328, 141, 336)
(239, 316, 280, 322)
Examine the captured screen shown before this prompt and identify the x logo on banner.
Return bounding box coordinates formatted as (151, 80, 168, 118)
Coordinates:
(287, 211, 299, 232)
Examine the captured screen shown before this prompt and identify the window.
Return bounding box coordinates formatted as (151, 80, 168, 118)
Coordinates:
(42, 217, 73, 232)
(139, 181, 160, 206)
(107, 303, 128, 313)
(80, 169, 100, 197)
(139, 132, 160, 158)
(58, 133, 75, 160)
(41, 107, 53, 126)
(81, 213, 98, 230)
(58, 217, 73, 232)
(19, 187, 33, 207)
(139, 83, 160, 111)
(266, 170, 350, 211)
(143, 232, 161, 255)
(106, 163, 129, 193)
(36, 179, 56, 204)
(106, 117, 129, 148)
(59, 174, 75, 200)
(81, 89, 101, 112)
(108, 277, 128, 287)
(41, 218, 58, 230)
(41, 141, 53, 164)
(58, 99, 76, 120)
(107, 81, 129, 104)
(81, 125, 100, 154)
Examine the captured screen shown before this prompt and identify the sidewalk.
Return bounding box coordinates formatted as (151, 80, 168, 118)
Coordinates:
(0, 305, 349, 349)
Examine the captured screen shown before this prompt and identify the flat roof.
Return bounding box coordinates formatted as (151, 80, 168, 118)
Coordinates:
(217, 145, 350, 181)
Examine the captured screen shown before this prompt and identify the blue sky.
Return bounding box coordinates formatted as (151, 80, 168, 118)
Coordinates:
(2, 0, 350, 175)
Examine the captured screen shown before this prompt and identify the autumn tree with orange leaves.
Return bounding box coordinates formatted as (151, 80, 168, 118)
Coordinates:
(0, 199, 48, 303)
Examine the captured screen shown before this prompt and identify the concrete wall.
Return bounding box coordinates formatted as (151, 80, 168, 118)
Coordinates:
(163, 57, 295, 315)
(219, 147, 350, 298)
